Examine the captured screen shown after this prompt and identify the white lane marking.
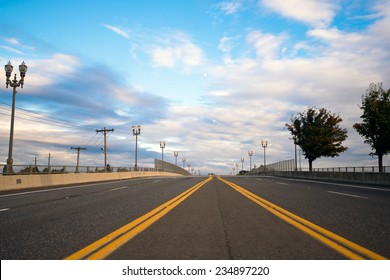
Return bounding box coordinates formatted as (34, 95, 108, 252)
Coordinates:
(276, 182, 287, 185)
(0, 208, 10, 212)
(110, 186, 128, 191)
(327, 191, 368, 199)
(154, 180, 161, 183)
(256, 179, 262, 181)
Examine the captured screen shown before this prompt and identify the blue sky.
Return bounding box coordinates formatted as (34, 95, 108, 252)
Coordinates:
(0, 0, 389, 174)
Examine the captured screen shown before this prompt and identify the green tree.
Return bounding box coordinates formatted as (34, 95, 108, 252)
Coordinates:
(286, 107, 348, 171)
(353, 83, 390, 173)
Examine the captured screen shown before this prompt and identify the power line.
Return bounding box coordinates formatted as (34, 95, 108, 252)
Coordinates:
(0, 102, 98, 131)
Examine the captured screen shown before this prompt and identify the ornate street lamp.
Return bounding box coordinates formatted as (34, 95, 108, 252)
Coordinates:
(182, 157, 186, 169)
(173, 151, 179, 166)
(4, 61, 28, 174)
(248, 150, 253, 170)
(132, 125, 141, 170)
(261, 140, 268, 172)
(240, 157, 245, 171)
(160, 141, 166, 170)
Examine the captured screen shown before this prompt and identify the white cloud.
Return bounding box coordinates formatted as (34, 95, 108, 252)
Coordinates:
(219, 1, 242, 15)
(246, 30, 286, 59)
(101, 23, 130, 39)
(25, 54, 81, 89)
(209, 90, 230, 97)
(2, 36, 34, 49)
(151, 47, 177, 68)
(150, 33, 204, 69)
(4, 37, 21, 45)
(1, 45, 25, 55)
(259, 0, 338, 28)
(219, 36, 236, 53)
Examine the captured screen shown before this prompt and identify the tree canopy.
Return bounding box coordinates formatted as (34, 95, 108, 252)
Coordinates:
(286, 107, 348, 171)
(353, 83, 390, 172)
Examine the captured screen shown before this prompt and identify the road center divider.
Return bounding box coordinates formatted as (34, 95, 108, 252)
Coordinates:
(217, 176, 386, 260)
(65, 176, 213, 260)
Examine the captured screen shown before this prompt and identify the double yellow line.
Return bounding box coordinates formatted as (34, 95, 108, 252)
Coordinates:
(217, 176, 386, 260)
(65, 176, 213, 260)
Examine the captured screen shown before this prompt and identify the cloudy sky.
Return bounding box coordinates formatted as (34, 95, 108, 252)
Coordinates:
(0, 0, 389, 174)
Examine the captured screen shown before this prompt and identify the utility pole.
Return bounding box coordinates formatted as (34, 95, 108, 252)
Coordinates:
(48, 153, 51, 174)
(71, 147, 86, 173)
(96, 127, 114, 172)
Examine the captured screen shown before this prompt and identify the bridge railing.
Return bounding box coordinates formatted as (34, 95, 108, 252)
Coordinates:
(0, 164, 164, 175)
(248, 158, 390, 174)
(311, 166, 390, 173)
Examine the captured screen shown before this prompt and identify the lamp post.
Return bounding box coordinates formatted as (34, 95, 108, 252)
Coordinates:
(248, 150, 253, 171)
(240, 157, 244, 171)
(182, 157, 186, 169)
(174, 151, 179, 166)
(261, 140, 268, 172)
(290, 124, 298, 172)
(4, 61, 27, 175)
(160, 141, 165, 170)
(132, 125, 141, 170)
(298, 148, 302, 171)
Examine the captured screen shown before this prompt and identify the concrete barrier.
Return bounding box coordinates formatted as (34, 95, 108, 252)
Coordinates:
(0, 171, 182, 192)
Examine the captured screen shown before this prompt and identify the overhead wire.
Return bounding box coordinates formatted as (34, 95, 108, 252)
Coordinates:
(0, 101, 98, 131)
(0, 102, 132, 135)
(0, 102, 134, 164)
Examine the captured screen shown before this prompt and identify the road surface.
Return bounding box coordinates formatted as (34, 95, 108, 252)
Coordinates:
(0, 175, 389, 259)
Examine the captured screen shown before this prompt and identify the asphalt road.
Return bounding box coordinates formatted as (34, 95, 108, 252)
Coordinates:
(0, 175, 389, 260)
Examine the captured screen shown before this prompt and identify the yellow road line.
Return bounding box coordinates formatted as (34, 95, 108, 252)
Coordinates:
(217, 176, 387, 260)
(65, 176, 213, 260)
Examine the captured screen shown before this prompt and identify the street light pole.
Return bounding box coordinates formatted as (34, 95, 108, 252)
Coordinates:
(132, 125, 141, 170)
(174, 151, 179, 166)
(240, 157, 244, 171)
(290, 124, 298, 172)
(182, 157, 186, 169)
(248, 150, 253, 170)
(4, 61, 27, 175)
(160, 141, 165, 170)
(261, 140, 268, 173)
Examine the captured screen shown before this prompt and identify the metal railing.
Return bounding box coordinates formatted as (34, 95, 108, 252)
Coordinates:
(0, 164, 165, 175)
(248, 158, 390, 174)
(311, 166, 390, 173)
